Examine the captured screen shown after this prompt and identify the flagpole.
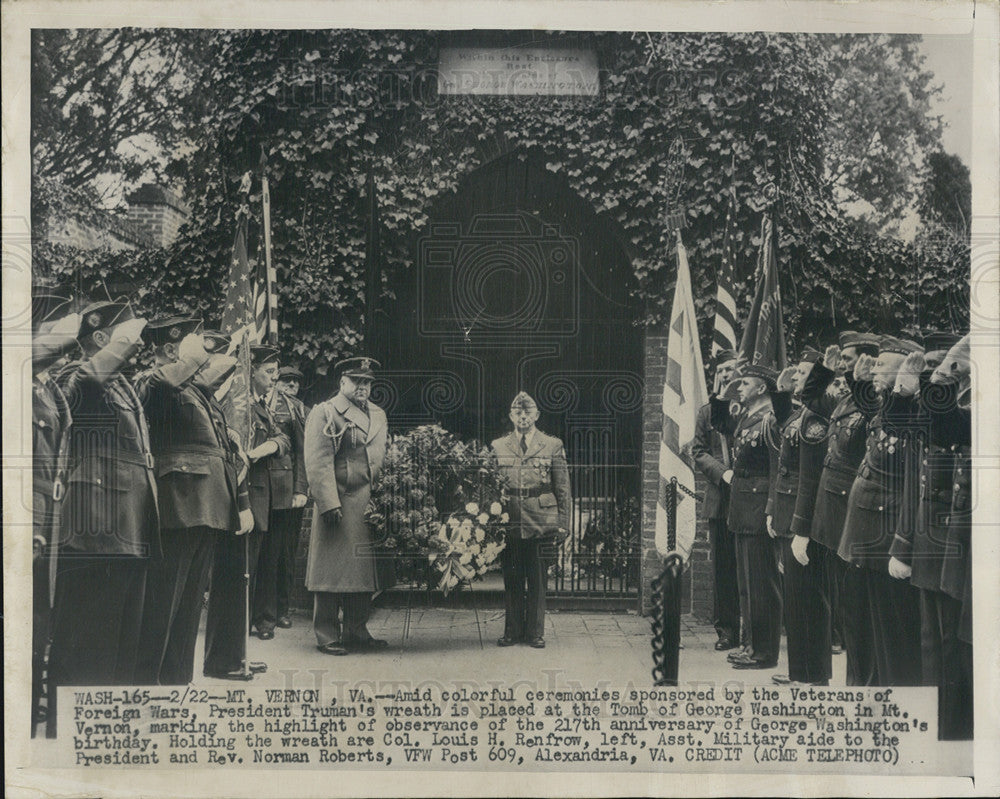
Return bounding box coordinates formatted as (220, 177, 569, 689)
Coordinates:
(260, 148, 276, 346)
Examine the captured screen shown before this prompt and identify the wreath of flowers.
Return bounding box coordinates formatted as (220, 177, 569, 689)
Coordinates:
(428, 501, 509, 595)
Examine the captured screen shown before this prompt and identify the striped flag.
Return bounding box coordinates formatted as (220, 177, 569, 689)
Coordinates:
(711, 189, 739, 356)
(217, 215, 256, 446)
(656, 231, 709, 561)
(739, 215, 787, 372)
(258, 163, 278, 345)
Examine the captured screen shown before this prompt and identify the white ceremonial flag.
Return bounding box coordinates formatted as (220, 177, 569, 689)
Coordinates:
(656, 231, 709, 561)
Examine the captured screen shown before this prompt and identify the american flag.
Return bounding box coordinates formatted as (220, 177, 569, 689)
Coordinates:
(656, 232, 708, 561)
(217, 214, 258, 446)
(711, 189, 739, 356)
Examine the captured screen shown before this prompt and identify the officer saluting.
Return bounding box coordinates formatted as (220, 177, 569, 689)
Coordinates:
(711, 363, 791, 670)
(197, 331, 261, 681)
(31, 293, 80, 735)
(304, 356, 389, 655)
(492, 392, 572, 650)
(49, 299, 158, 703)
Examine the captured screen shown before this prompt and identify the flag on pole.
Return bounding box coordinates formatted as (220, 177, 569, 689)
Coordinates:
(711, 189, 739, 356)
(738, 215, 787, 372)
(217, 214, 256, 446)
(259, 151, 278, 345)
(656, 231, 709, 561)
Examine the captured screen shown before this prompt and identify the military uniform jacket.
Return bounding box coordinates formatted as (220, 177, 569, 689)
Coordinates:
(304, 393, 387, 593)
(838, 380, 912, 570)
(890, 376, 971, 603)
(491, 430, 572, 540)
(691, 402, 731, 521)
(32, 374, 72, 545)
(804, 364, 868, 551)
(56, 357, 159, 558)
(135, 365, 244, 533)
(246, 398, 291, 532)
(766, 398, 803, 537)
(268, 390, 309, 507)
(790, 383, 836, 539)
(711, 397, 785, 536)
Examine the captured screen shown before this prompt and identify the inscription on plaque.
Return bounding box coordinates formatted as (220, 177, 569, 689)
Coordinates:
(438, 47, 599, 96)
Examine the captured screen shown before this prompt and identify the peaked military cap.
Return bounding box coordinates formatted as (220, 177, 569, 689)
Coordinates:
(32, 293, 73, 330)
(799, 346, 823, 364)
(145, 316, 203, 347)
(336, 355, 379, 379)
(201, 330, 231, 354)
(736, 362, 778, 389)
(713, 348, 739, 368)
(278, 366, 304, 381)
(510, 391, 538, 410)
(251, 345, 280, 366)
(879, 336, 923, 356)
(78, 300, 132, 338)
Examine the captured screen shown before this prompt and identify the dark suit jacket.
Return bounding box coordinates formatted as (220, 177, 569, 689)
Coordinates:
(268, 390, 308, 507)
(691, 402, 731, 521)
(247, 399, 290, 532)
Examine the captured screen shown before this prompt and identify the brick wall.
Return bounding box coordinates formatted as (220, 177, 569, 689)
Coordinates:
(126, 184, 189, 248)
(639, 329, 713, 622)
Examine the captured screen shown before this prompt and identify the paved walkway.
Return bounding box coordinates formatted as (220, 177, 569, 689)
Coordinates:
(194, 607, 847, 692)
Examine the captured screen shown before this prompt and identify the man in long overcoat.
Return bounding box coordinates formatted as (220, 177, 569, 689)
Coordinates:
(304, 356, 388, 655)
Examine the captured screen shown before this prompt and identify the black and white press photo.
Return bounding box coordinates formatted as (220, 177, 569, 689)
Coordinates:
(3, 1, 998, 797)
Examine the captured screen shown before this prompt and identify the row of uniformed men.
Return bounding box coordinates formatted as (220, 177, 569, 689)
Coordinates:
(693, 330, 972, 740)
(31, 294, 309, 736)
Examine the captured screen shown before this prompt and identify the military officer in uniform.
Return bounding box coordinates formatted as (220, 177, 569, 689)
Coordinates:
(769, 347, 831, 686)
(134, 317, 254, 684)
(31, 293, 80, 734)
(839, 335, 925, 686)
(49, 300, 157, 713)
(889, 333, 972, 737)
(711, 363, 791, 670)
(691, 350, 740, 652)
(245, 346, 291, 640)
(304, 356, 389, 655)
(492, 392, 572, 649)
(800, 332, 880, 683)
(263, 365, 309, 631)
(197, 331, 263, 680)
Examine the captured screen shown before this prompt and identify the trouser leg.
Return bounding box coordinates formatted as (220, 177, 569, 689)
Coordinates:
(342, 593, 373, 641)
(274, 508, 304, 619)
(32, 555, 50, 736)
(841, 563, 878, 685)
(204, 534, 247, 675)
(159, 531, 215, 685)
(245, 528, 263, 633)
(502, 537, 527, 640)
(734, 533, 753, 651)
(742, 534, 782, 665)
(936, 592, 973, 740)
(313, 592, 343, 647)
(711, 519, 739, 642)
(867, 568, 922, 686)
(253, 513, 281, 634)
(524, 539, 547, 640)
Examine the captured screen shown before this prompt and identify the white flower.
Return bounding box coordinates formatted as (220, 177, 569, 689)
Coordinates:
(459, 517, 473, 532)
(500, 513, 509, 523)
(459, 551, 473, 565)
(439, 523, 448, 536)
(465, 502, 479, 515)
(474, 527, 485, 542)
(490, 502, 502, 516)
(477, 512, 489, 525)
(448, 516, 460, 530)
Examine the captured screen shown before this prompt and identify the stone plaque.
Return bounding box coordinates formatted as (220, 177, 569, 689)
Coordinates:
(438, 47, 599, 96)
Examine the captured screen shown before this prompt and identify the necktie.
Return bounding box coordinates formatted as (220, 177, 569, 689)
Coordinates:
(520, 434, 527, 454)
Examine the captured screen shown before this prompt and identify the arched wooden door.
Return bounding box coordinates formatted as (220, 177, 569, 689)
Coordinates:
(378, 151, 643, 597)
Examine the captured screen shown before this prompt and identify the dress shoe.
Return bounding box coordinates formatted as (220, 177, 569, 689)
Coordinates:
(732, 658, 778, 670)
(204, 668, 255, 681)
(771, 673, 793, 685)
(497, 636, 519, 647)
(527, 637, 545, 649)
(345, 636, 389, 651)
(316, 643, 348, 656)
(277, 616, 292, 629)
(257, 629, 275, 641)
(715, 637, 737, 651)
(249, 661, 267, 673)
(831, 644, 844, 655)
(727, 647, 750, 663)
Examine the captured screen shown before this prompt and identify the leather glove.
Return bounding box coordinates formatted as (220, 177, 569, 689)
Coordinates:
(237, 508, 254, 535)
(292, 493, 308, 509)
(888, 556, 912, 580)
(791, 535, 810, 566)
